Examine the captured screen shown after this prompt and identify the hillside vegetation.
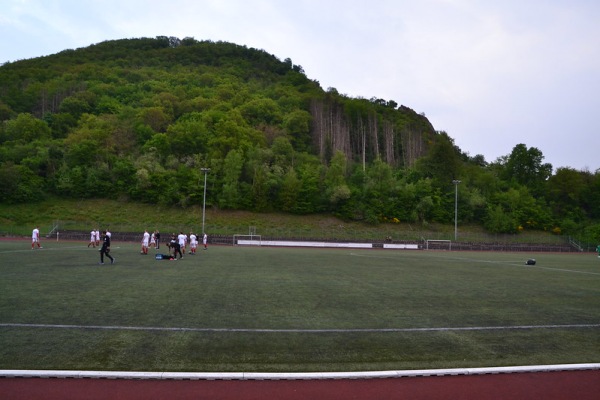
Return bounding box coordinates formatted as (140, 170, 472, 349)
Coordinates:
(0, 36, 599, 243)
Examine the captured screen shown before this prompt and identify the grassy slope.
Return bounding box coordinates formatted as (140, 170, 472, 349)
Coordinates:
(0, 198, 565, 244)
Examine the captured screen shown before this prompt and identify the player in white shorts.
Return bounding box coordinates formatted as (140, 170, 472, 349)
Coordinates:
(189, 232, 197, 255)
(88, 229, 96, 247)
(31, 226, 42, 249)
(178, 231, 187, 255)
(141, 229, 150, 254)
(150, 231, 156, 249)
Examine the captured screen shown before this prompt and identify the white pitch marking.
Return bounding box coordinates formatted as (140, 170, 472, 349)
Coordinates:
(1, 322, 598, 334)
(0, 246, 121, 254)
(350, 252, 600, 276)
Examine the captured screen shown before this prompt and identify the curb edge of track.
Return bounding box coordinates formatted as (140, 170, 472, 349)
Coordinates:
(2, 363, 599, 381)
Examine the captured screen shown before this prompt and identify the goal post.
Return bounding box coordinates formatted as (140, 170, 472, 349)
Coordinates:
(233, 234, 262, 246)
(425, 239, 452, 250)
(233, 226, 262, 246)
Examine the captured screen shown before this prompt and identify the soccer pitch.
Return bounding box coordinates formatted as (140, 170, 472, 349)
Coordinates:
(1, 240, 599, 372)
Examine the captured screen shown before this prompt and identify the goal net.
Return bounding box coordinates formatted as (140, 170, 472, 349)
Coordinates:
(425, 239, 452, 250)
(233, 234, 262, 246)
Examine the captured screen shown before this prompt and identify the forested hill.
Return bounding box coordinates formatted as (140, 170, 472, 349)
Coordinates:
(1, 36, 599, 241)
(0, 36, 435, 165)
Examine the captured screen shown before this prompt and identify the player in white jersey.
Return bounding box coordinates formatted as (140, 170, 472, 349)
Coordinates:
(150, 231, 156, 249)
(31, 226, 42, 249)
(141, 230, 150, 254)
(189, 232, 197, 255)
(178, 231, 187, 255)
(88, 229, 96, 247)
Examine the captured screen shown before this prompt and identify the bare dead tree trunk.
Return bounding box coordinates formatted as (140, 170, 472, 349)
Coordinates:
(401, 127, 425, 168)
(331, 103, 351, 161)
(401, 128, 412, 168)
(383, 120, 395, 166)
(362, 124, 366, 171)
(310, 99, 326, 161)
(369, 112, 379, 161)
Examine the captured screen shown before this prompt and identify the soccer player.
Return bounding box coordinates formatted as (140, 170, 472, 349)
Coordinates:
(203, 232, 208, 250)
(178, 231, 187, 254)
(189, 232, 197, 254)
(141, 229, 150, 254)
(88, 229, 96, 248)
(155, 230, 161, 249)
(99, 230, 114, 265)
(170, 233, 183, 260)
(150, 231, 156, 249)
(31, 226, 42, 249)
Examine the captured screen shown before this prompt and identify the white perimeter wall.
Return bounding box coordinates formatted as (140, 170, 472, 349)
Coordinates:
(236, 240, 419, 250)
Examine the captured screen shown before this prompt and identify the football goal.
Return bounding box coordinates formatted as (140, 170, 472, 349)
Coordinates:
(425, 239, 452, 250)
(233, 234, 262, 246)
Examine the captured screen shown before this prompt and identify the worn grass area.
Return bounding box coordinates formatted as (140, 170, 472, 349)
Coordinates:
(1, 240, 599, 372)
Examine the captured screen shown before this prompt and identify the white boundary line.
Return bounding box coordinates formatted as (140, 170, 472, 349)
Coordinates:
(438, 255, 600, 276)
(0, 246, 121, 254)
(1, 363, 599, 380)
(351, 252, 600, 276)
(1, 322, 599, 333)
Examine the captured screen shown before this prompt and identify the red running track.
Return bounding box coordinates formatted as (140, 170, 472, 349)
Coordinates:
(2, 370, 599, 400)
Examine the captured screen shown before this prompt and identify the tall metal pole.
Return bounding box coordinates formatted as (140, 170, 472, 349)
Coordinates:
(201, 168, 210, 235)
(452, 180, 461, 241)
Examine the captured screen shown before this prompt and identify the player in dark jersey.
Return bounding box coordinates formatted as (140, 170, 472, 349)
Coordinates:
(168, 233, 183, 260)
(99, 230, 115, 265)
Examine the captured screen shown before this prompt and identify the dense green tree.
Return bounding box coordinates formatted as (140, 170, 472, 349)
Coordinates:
(0, 162, 45, 203)
(64, 139, 99, 167)
(581, 170, 600, 220)
(58, 92, 95, 118)
(142, 133, 171, 160)
(55, 164, 87, 197)
(2, 113, 51, 142)
(279, 167, 301, 213)
(45, 112, 77, 139)
(294, 161, 323, 214)
(362, 158, 396, 222)
(489, 186, 551, 231)
(324, 151, 350, 206)
(502, 144, 552, 194)
(166, 114, 209, 156)
(0, 101, 16, 121)
(0, 36, 597, 237)
(239, 97, 282, 126)
(414, 179, 440, 223)
(220, 149, 244, 209)
(270, 137, 294, 168)
(547, 167, 586, 220)
(415, 132, 461, 186)
(484, 204, 518, 233)
(112, 157, 137, 194)
(138, 106, 171, 133)
(282, 109, 312, 151)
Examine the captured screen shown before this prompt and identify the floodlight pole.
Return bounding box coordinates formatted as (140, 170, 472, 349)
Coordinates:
(452, 180, 461, 241)
(201, 168, 211, 235)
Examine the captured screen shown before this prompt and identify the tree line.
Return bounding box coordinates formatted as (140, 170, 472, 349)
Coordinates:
(1, 37, 599, 242)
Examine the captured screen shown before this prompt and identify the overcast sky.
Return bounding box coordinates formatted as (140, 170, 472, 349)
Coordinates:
(2, 0, 599, 171)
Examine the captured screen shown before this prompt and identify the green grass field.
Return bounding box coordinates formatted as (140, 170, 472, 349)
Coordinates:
(1, 239, 599, 372)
